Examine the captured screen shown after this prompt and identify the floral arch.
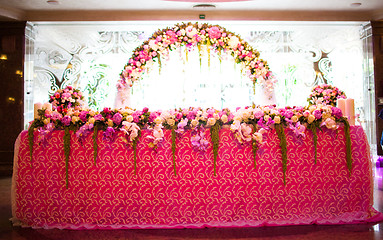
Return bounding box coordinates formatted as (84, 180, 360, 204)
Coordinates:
(115, 22, 277, 108)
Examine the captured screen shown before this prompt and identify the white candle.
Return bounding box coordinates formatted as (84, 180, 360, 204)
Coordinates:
(42, 102, 52, 111)
(33, 102, 43, 119)
(336, 98, 346, 116)
(345, 98, 355, 126)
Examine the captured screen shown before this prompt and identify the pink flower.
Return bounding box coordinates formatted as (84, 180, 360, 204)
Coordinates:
(208, 26, 222, 39)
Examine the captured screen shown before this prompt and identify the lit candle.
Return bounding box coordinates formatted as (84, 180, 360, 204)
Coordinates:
(345, 98, 355, 126)
(33, 102, 43, 119)
(336, 98, 346, 116)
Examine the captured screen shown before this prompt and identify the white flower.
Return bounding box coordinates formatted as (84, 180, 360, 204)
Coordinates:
(308, 115, 316, 124)
(233, 116, 242, 122)
(291, 115, 298, 123)
(167, 118, 175, 126)
(324, 117, 337, 130)
(207, 117, 216, 127)
(309, 105, 317, 112)
(273, 116, 281, 124)
(221, 114, 228, 123)
(154, 117, 163, 125)
(126, 115, 134, 122)
(148, 39, 159, 51)
(186, 26, 198, 38)
(263, 107, 270, 114)
(228, 36, 240, 49)
(191, 119, 198, 127)
(252, 132, 263, 143)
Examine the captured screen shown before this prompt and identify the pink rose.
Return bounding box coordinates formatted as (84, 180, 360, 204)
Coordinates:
(208, 26, 221, 39)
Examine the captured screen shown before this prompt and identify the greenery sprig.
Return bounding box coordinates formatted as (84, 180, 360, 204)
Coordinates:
(132, 130, 141, 175)
(28, 125, 35, 168)
(63, 127, 71, 189)
(307, 124, 319, 164)
(275, 124, 288, 185)
(252, 139, 258, 170)
(92, 126, 98, 166)
(210, 123, 220, 176)
(171, 127, 177, 176)
(343, 119, 352, 176)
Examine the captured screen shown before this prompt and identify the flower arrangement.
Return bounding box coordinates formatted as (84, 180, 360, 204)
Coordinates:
(49, 86, 85, 113)
(117, 22, 277, 99)
(29, 101, 352, 187)
(307, 84, 346, 106)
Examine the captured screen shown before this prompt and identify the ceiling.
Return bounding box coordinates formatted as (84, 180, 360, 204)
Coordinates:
(0, 0, 382, 22)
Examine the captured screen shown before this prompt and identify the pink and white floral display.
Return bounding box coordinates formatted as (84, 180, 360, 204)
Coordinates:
(116, 22, 277, 108)
(307, 84, 346, 106)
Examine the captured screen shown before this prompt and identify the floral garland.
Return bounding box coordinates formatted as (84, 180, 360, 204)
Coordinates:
(117, 22, 277, 99)
(307, 84, 346, 106)
(29, 87, 353, 187)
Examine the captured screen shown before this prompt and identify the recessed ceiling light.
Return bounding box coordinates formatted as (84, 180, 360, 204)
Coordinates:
(193, 4, 216, 9)
(350, 3, 362, 7)
(47, 0, 60, 5)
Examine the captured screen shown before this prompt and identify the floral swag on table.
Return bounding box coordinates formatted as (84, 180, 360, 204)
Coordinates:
(29, 85, 352, 188)
(116, 22, 277, 106)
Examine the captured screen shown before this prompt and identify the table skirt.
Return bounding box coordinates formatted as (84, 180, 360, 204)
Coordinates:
(11, 126, 383, 229)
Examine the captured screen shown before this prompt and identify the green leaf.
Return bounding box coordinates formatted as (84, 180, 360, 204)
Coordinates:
(171, 127, 177, 176)
(64, 127, 71, 189)
(93, 126, 98, 166)
(275, 124, 288, 185)
(210, 123, 220, 176)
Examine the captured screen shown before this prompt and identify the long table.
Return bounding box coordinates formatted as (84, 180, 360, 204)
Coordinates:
(11, 126, 383, 229)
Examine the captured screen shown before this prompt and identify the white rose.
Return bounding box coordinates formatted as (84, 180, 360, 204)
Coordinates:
(154, 117, 163, 125)
(167, 118, 175, 126)
(252, 132, 263, 143)
(148, 39, 159, 51)
(191, 119, 198, 127)
(273, 116, 281, 124)
(186, 27, 198, 38)
(233, 116, 242, 122)
(308, 115, 316, 124)
(228, 36, 239, 49)
(126, 115, 133, 122)
(221, 114, 228, 123)
(309, 105, 316, 112)
(207, 118, 216, 126)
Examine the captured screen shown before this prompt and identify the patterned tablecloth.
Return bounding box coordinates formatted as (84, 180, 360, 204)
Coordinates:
(11, 126, 383, 229)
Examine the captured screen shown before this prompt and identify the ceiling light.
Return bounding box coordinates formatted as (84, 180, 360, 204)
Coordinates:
(47, 0, 60, 5)
(193, 4, 216, 9)
(350, 3, 362, 7)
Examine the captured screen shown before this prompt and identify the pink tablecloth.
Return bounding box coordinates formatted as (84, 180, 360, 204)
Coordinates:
(11, 126, 383, 229)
